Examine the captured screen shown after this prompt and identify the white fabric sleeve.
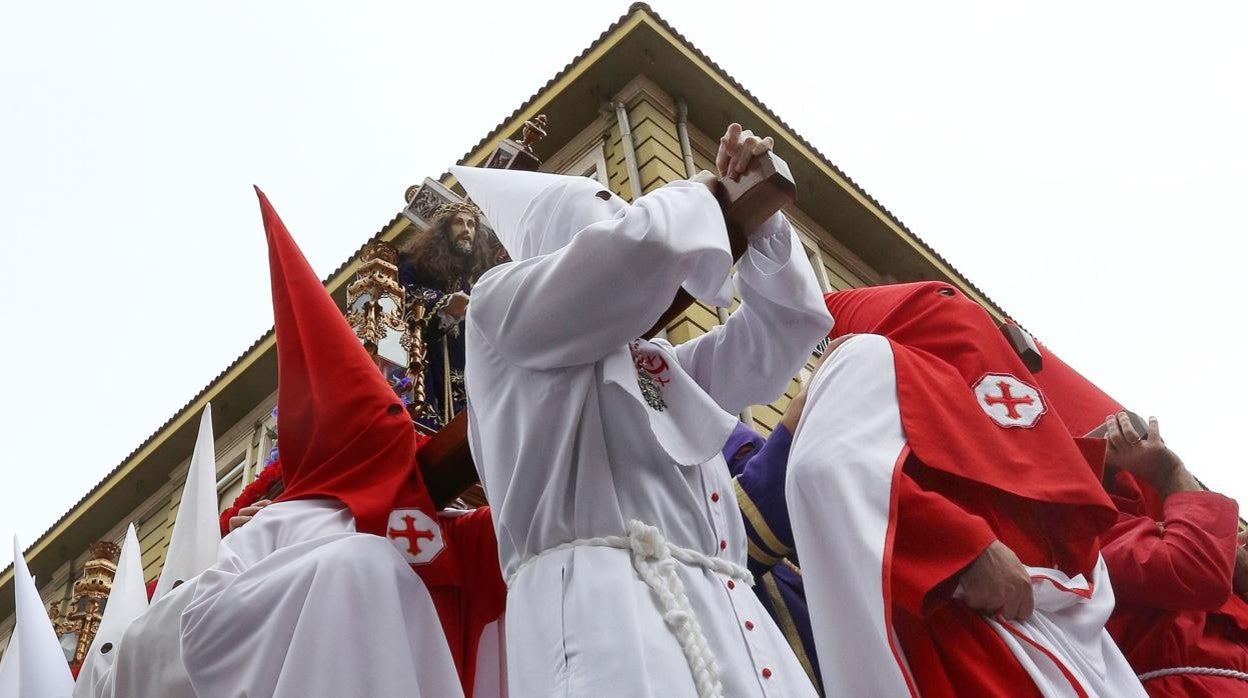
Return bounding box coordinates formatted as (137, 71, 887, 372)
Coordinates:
(467, 181, 733, 370)
(667, 213, 833, 414)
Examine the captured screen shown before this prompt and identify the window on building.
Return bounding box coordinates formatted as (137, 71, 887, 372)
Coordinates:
(563, 144, 609, 185)
(801, 240, 834, 359)
(254, 410, 278, 480)
(216, 454, 247, 513)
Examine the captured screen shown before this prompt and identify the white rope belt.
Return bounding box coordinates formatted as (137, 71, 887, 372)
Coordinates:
(509, 520, 753, 698)
(1138, 666, 1248, 683)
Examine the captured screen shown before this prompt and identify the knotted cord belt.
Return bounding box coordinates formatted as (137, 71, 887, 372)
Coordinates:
(1138, 666, 1248, 683)
(509, 520, 754, 698)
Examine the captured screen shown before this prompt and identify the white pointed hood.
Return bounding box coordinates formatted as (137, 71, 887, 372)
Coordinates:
(11, 538, 74, 697)
(152, 406, 221, 602)
(72, 525, 147, 698)
(451, 165, 733, 305)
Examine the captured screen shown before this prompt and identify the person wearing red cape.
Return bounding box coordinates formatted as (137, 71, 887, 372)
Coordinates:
(787, 282, 1145, 696)
(175, 189, 504, 698)
(1034, 346, 1248, 696)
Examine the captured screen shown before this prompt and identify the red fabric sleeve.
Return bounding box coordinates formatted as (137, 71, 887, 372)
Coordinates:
(449, 507, 508, 626)
(892, 470, 998, 616)
(1102, 490, 1239, 611)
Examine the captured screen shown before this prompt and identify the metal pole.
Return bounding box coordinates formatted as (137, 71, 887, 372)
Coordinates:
(614, 101, 643, 201)
(676, 98, 697, 178)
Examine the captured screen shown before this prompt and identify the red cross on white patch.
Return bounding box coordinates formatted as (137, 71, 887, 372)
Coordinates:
(386, 508, 445, 565)
(972, 373, 1047, 429)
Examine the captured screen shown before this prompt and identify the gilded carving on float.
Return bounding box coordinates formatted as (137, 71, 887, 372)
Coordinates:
(51, 540, 120, 666)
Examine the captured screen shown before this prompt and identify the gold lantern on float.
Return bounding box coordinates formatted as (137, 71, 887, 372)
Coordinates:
(345, 242, 420, 408)
(52, 540, 120, 666)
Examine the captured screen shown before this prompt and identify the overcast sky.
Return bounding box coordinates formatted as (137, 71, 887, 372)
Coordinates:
(2, 1, 1245, 568)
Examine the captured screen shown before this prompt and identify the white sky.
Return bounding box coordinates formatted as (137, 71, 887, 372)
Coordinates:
(1, 1, 1245, 568)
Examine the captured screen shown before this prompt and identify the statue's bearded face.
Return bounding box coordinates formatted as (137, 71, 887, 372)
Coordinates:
(445, 212, 478, 256)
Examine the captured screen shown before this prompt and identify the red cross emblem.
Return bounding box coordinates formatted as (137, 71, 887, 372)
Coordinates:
(630, 340, 671, 386)
(972, 373, 1046, 428)
(386, 508, 444, 565)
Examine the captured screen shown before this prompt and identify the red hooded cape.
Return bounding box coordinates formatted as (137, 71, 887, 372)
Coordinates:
(256, 188, 504, 694)
(812, 283, 1124, 696)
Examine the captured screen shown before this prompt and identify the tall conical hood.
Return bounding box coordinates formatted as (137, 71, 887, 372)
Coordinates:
(256, 187, 427, 536)
(72, 525, 147, 698)
(152, 406, 220, 602)
(11, 537, 74, 697)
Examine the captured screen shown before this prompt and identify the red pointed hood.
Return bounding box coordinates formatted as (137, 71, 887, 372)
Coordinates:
(824, 282, 1116, 533)
(257, 187, 432, 536)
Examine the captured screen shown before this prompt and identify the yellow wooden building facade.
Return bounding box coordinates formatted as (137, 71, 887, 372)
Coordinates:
(0, 4, 1007, 651)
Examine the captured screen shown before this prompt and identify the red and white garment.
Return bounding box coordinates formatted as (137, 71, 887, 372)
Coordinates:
(789, 280, 1145, 697)
(789, 335, 1143, 696)
(178, 189, 496, 698)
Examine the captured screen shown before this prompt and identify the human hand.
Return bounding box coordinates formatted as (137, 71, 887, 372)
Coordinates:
(1103, 413, 1182, 488)
(228, 499, 272, 532)
(444, 292, 470, 320)
(959, 540, 1035, 620)
(715, 123, 774, 181)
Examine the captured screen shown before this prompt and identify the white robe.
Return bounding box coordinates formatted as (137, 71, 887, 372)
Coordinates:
(101, 579, 198, 698)
(787, 334, 1145, 696)
(179, 499, 463, 698)
(466, 181, 832, 697)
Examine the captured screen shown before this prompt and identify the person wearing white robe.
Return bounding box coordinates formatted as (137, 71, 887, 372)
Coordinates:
(99, 508, 453, 698)
(6, 538, 75, 698)
(180, 499, 463, 697)
(152, 405, 221, 603)
(173, 189, 464, 698)
(103, 578, 197, 698)
(87, 406, 219, 698)
(72, 525, 146, 698)
(456, 127, 831, 698)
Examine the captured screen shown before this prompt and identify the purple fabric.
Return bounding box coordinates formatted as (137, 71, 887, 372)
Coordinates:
(723, 421, 767, 476)
(736, 424, 796, 553)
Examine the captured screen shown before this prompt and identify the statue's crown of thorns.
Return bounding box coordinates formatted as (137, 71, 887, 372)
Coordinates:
(432, 200, 481, 223)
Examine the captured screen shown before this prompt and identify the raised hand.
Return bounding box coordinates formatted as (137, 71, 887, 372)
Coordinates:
(1103, 413, 1182, 487)
(715, 123, 775, 181)
(444, 291, 470, 321)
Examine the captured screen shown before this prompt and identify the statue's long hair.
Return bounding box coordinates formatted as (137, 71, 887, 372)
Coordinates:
(397, 214, 494, 286)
